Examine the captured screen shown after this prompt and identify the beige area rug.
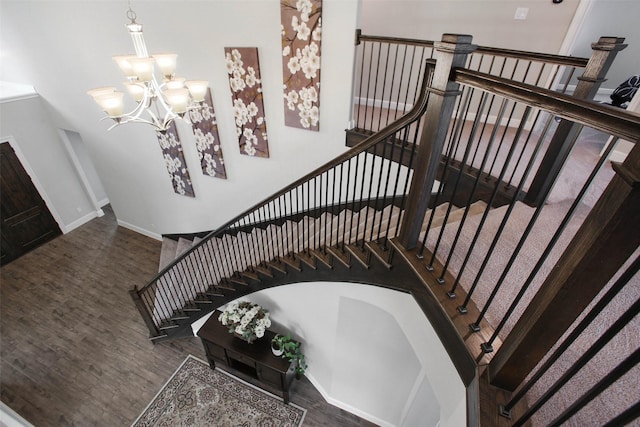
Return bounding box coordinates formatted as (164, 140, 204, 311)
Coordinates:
(131, 355, 306, 427)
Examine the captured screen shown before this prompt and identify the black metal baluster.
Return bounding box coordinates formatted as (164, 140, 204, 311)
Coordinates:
(305, 178, 311, 250)
(286, 190, 296, 255)
(355, 148, 370, 247)
(484, 137, 621, 349)
(400, 45, 418, 117)
(376, 43, 392, 132)
(370, 139, 388, 242)
(458, 106, 541, 317)
(361, 145, 379, 249)
(602, 401, 640, 427)
(355, 41, 369, 129)
(365, 42, 382, 131)
(348, 154, 361, 245)
(277, 195, 289, 256)
(428, 94, 495, 272)
(392, 44, 409, 120)
(378, 136, 397, 243)
(267, 201, 280, 260)
(513, 304, 640, 427)
(486, 101, 519, 179)
(384, 43, 400, 127)
(342, 158, 352, 249)
(335, 163, 344, 248)
(500, 256, 639, 418)
(409, 47, 427, 109)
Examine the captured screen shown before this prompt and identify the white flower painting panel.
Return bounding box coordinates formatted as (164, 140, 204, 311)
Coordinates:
(188, 88, 227, 179)
(281, 0, 322, 131)
(156, 121, 195, 197)
(224, 47, 269, 158)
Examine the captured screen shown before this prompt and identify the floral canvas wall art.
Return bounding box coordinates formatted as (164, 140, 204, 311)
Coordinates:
(156, 121, 195, 197)
(281, 0, 322, 131)
(188, 88, 227, 179)
(224, 47, 269, 158)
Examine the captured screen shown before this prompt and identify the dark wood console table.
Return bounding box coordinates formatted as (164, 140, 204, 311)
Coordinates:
(197, 312, 296, 403)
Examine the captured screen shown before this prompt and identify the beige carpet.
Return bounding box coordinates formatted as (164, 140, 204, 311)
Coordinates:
(131, 355, 306, 427)
(424, 123, 639, 426)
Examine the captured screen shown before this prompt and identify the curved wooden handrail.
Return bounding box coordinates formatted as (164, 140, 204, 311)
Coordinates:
(136, 60, 436, 295)
(453, 68, 640, 142)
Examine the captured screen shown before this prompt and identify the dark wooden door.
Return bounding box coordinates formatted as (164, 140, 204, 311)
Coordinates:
(1, 142, 61, 265)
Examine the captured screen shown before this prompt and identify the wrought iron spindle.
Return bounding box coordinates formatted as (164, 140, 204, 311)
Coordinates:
(512, 301, 640, 426)
(484, 137, 621, 348)
(500, 255, 640, 417)
(428, 94, 496, 272)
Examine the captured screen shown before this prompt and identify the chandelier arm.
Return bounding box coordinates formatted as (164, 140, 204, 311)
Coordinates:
(90, 6, 207, 133)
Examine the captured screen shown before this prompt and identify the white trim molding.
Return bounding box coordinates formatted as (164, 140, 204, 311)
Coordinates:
(117, 219, 163, 241)
(1, 135, 68, 233)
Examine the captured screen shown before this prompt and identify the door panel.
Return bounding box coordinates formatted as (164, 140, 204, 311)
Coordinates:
(0, 142, 61, 265)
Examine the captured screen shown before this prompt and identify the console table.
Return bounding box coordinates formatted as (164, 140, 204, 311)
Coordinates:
(197, 312, 296, 403)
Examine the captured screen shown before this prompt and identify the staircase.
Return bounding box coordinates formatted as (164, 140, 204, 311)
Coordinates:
(128, 33, 640, 426)
(152, 202, 483, 341)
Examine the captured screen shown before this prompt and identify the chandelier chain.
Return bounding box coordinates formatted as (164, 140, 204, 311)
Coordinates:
(126, 0, 137, 24)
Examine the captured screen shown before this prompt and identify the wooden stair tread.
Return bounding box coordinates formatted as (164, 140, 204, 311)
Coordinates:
(326, 245, 351, 268)
(345, 243, 371, 269)
(365, 241, 393, 269)
(279, 255, 302, 272)
(310, 249, 333, 269)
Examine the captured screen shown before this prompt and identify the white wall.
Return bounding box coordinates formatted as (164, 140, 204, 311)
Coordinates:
(0, 0, 360, 236)
(359, 0, 580, 53)
(568, 0, 640, 91)
(193, 282, 466, 427)
(0, 96, 100, 232)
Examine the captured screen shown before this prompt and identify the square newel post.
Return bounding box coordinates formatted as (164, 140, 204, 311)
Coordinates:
(398, 34, 476, 250)
(488, 137, 640, 391)
(524, 36, 627, 207)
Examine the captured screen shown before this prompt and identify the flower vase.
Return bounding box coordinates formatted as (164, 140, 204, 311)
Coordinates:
(271, 343, 284, 356)
(234, 332, 254, 344)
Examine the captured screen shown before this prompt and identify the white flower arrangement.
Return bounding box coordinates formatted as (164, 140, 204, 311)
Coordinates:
(218, 301, 271, 343)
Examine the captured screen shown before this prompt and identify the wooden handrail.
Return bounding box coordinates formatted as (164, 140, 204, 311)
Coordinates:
(135, 60, 436, 295)
(357, 31, 589, 68)
(453, 68, 640, 142)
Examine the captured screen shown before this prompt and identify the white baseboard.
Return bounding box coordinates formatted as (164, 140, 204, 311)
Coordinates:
(117, 219, 163, 241)
(64, 210, 100, 233)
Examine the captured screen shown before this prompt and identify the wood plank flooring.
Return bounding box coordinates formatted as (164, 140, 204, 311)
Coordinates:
(0, 207, 375, 427)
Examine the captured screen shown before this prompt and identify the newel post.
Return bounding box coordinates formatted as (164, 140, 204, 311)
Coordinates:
(524, 36, 627, 206)
(129, 286, 161, 339)
(398, 34, 476, 250)
(488, 137, 640, 391)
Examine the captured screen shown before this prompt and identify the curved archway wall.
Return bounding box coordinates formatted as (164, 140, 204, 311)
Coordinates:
(192, 282, 466, 427)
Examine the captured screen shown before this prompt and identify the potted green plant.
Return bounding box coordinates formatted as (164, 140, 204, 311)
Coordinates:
(271, 334, 289, 356)
(281, 338, 308, 379)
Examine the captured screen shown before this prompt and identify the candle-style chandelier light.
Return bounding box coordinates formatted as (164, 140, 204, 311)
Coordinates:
(87, 5, 208, 132)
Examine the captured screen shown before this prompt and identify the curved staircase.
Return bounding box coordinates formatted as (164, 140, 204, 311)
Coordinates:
(151, 201, 482, 342)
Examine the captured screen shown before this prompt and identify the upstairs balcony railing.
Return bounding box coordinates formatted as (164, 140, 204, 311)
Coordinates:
(351, 30, 590, 135)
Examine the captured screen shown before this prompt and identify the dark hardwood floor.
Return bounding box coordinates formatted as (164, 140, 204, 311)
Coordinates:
(0, 206, 376, 427)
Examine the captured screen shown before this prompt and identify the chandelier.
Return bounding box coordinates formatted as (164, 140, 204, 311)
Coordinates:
(87, 6, 208, 132)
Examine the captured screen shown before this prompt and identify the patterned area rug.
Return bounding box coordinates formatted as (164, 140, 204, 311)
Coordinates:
(131, 355, 306, 427)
